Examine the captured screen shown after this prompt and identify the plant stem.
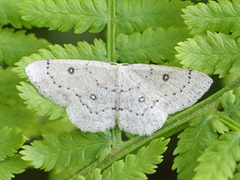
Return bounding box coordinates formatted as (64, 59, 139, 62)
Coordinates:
(107, 0, 116, 62)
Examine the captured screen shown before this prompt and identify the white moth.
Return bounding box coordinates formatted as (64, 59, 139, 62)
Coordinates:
(25, 60, 213, 136)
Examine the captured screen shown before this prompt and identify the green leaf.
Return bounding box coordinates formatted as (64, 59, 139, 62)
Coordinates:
(72, 175, 85, 180)
(19, 0, 108, 34)
(0, 103, 36, 130)
(102, 138, 169, 179)
(0, 68, 40, 133)
(221, 88, 240, 123)
(194, 132, 240, 180)
(13, 39, 107, 79)
(87, 168, 102, 180)
(116, 0, 191, 33)
(49, 166, 84, 180)
(0, 155, 29, 180)
(17, 82, 68, 121)
(0, 68, 71, 137)
(173, 115, 224, 180)
(0, 68, 21, 105)
(182, 0, 240, 38)
(116, 27, 190, 64)
(0, 28, 49, 66)
(21, 131, 112, 173)
(0, 0, 31, 28)
(176, 31, 240, 78)
(232, 163, 240, 180)
(0, 127, 25, 161)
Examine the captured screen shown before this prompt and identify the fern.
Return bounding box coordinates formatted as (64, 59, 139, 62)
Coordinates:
(232, 163, 240, 180)
(172, 115, 226, 180)
(0, 28, 49, 66)
(182, 0, 240, 38)
(101, 138, 169, 180)
(176, 31, 240, 78)
(0, 127, 28, 179)
(116, 0, 191, 33)
(17, 82, 68, 121)
(0, 155, 29, 180)
(0, 68, 21, 104)
(194, 132, 240, 180)
(2, 0, 240, 179)
(19, 0, 108, 33)
(21, 131, 112, 173)
(0, 127, 25, 161)
(0, 68, 38, 132)
(0, 0, 31, 28)
(221, 88, 240, 123)
(116, 27, 190, 64)
(13, 39, 107, 78)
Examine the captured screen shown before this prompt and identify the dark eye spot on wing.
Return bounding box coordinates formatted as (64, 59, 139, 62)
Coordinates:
(90, 94, 97, 100)
(68, 67, 74, 74)
(163, 74, 170, 81)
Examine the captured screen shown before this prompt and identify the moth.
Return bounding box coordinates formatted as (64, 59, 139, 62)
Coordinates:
(25, 60, 213, 135)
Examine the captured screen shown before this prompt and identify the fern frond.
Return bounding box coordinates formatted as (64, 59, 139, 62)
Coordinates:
(116, 0, 191, 33)
(194, 132, 240, 180)
(0, 0, 31, 28)
(20, 131, 112, 173)
(13, 39, 107, 78)
(0, 68, 71, 136)
(116, 27, 190, 64)
(172, 115, 225, 180)
(182, 0, 240, 38)
(232, 163, 240, 180)
(0, 68, 21, 104)
(49, 167, 84, 180)
(176, 31, 240, 78)
(87, 169, 102, 180)
(0, 28, 49, 66)
(0, 155, 29, 180)
(19, 0, 108, 34)
(0, 127, 25, 161)
(0, 68, 41, 131)
(0, 102, 36, 131)
(17, 82, 68, 121)
(221, 88, 240, 123)
(102, 138, 169, 179)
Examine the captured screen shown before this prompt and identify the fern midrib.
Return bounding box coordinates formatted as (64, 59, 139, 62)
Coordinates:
(116, 12, 167, 21)
(34, 141, 110, 156)
(35, 11, 107, 19)
(107, 0, 116, 62)
(189, 16, 240, 21)
(180, 52, 240, 55)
